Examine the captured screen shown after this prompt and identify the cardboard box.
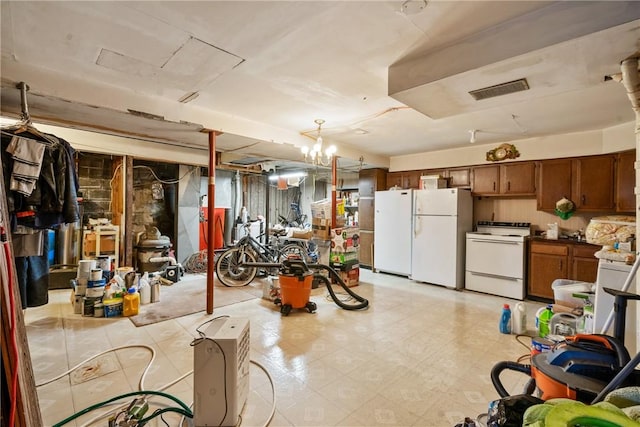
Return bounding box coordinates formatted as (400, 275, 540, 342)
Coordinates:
(330, 250, 359, 265)
(335, 267, 359, 287)
(312, 218, 331, 239)
(331, 227, 359, 253)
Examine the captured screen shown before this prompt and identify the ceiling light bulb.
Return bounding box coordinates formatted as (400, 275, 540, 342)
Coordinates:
(325, 145, 337, 156)
(301, 146, 309, 155)
(313, 141, 322, 152)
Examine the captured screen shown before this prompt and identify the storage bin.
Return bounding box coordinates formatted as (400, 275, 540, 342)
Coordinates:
(551, 279, 594, 308)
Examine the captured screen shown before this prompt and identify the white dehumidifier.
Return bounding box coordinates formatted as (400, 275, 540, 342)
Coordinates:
(193, 317, 250, 427)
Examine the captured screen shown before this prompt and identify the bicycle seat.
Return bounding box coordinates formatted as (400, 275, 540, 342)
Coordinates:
(272, 229, 288, 237)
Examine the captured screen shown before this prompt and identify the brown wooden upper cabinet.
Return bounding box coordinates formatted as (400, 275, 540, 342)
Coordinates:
(471, 162, 536, 196)
(616, 150, 635, 213)
(471, 165, 500, 195)
(421, 167, 471, 188)
(448, 167, 471, 188)
(572, 154, 615, 211)
(359, 168, 386, 198)
(385, 170, 421, 189)
(537, 158, 573, 211)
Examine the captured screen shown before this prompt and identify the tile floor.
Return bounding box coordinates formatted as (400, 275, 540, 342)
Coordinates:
(25, 269, 545, 426)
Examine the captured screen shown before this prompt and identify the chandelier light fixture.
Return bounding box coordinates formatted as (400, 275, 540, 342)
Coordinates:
(301, 119, 336, 166)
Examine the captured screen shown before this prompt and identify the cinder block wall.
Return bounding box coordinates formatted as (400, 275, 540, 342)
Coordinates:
(77, 152, 116, 225)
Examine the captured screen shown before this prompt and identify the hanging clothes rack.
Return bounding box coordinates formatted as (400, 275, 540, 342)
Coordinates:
(17, 81, 31, 124)
(2, 82, 57, 145)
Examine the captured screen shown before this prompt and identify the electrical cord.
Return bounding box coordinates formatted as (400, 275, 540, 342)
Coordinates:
(78, 370, 194, 427)
(36, 344, 156, 389)
(53, 390, 193, 426)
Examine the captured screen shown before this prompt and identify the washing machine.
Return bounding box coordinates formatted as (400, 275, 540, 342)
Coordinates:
(595, 259, 637, 353)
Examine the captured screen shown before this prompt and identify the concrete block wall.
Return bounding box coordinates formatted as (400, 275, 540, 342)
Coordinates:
(77, 152, 116, 225)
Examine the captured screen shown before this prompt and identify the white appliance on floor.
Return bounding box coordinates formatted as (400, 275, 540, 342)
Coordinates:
(374, 189, 413, 276)
(595, 259, 637, 352)
(193, 317, 250, 427)
(465, 222, 531, 300)
(411, 188, 472, 289)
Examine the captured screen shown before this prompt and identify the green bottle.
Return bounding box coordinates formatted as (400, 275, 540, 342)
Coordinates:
(538, 305, 554, 338)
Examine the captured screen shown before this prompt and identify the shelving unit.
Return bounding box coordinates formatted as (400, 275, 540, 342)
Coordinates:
(337, 187, 359, 226)
(82, 225, 120, 268)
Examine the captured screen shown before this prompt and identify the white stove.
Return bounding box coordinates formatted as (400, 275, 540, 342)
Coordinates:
(465, 221, 531, 300)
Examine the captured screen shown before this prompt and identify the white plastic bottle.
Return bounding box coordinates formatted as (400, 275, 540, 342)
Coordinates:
(139, 272, 151, 305)
(512, 302, 526, 334)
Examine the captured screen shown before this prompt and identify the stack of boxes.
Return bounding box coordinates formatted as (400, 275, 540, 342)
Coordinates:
(310, 199, 359, 287)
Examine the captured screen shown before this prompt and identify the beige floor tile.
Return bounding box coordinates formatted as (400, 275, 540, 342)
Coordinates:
(27, 270, 556, 426)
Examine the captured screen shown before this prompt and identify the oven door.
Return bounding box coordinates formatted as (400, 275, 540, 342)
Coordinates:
(465, 235, 525, 279)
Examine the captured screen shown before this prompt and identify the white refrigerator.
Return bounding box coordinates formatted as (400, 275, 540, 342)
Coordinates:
(373, 189, 413, 276)
(411, 188, 472, 289)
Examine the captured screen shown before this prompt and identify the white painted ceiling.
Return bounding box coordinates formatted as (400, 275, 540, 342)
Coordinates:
(1, 1, 639, 172)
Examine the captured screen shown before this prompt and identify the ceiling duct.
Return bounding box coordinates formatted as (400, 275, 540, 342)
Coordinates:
(469, 78, 529, 101)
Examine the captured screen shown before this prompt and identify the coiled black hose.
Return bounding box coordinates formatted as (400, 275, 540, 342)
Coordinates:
(490, 361, 532, 398)
(310, 265, 369, 310)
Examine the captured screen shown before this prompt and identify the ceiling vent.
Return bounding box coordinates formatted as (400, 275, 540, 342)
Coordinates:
(469, 78, 530, 101)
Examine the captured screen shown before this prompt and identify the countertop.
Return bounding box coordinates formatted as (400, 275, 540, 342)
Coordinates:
(528, 235, 599, 247)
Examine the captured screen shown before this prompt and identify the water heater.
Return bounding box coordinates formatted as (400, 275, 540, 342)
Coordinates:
(193, 317, 250, 427)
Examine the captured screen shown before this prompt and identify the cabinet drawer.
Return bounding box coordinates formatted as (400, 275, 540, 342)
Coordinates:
(572, 244, 598, 258)
(530, 242, 568, 256)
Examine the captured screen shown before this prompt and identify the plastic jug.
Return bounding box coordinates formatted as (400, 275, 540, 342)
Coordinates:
(512, 302, 527, 335)
(536, 305, 554, 338)
(499, 304, 512, 334)
(139, 272, 151, 305)
(123, 287, 140, 316)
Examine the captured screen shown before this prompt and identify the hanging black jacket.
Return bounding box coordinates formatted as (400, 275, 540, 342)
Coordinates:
(1, 129, 80, 229)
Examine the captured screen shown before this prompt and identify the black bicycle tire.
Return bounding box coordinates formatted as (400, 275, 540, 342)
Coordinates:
(215, 247, 258, 287)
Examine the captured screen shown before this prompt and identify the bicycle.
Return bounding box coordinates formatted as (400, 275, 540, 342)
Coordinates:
(215, 222, 318, 287)
(278, 202, 309, 229)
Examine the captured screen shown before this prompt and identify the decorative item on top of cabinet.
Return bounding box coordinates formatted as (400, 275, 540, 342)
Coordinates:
(486, 143, 520, 162)
(572, 154, 615, 211)
(616, 150, 635, 213)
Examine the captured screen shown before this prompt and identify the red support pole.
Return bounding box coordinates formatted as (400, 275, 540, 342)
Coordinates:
(331, 156, 337, 228)
(207, 131, 216, 314)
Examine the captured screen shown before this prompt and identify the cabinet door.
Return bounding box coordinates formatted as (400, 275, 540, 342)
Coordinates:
(448, 167, 471, 188)
(537, 159, 572, 211)
(529, 252, 567, 300)
(359, 168, 386, 198)
(359, 230, 374, 268)
(472, 165, 500, 195)
(570, 244, 599, 283)
(573, 155, 615, 211)
(616, 150, 635, 213)
(404, 171, 422, 189)
(528, 241, 569, 300)
(358, 198, 375, 230)
(386, 172, 403, 190)
(500, 162, 536, 195)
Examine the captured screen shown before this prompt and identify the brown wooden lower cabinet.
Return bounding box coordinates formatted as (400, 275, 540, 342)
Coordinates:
(359, 230, 374, 268)
(528, 239, 599, 300)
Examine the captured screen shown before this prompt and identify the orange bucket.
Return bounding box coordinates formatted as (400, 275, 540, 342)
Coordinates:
(279, 270, 313, 309)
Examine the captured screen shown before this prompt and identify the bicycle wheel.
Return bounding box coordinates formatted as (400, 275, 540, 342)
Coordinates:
(215, 248, 258, 287)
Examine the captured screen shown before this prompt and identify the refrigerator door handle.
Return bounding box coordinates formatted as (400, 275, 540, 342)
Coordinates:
(414, 216, 419, 237)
